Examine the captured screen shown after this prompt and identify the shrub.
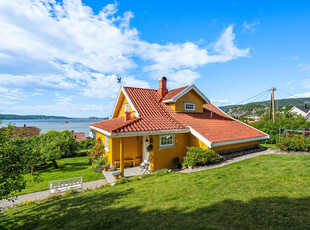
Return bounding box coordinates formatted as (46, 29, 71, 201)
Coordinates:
(89, 140, 108, 170)
(251, 112, 310, 144)
(277, 134, 310, 151)
(78, 138, 95, 150)
(182, 147, 222, 168)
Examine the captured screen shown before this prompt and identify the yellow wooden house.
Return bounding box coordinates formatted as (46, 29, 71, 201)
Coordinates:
(90, 77, 268, 176)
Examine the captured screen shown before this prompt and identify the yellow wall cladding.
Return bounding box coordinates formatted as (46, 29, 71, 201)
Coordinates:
(112, 91, 135, 118)
(94, 131, 260, 171)
(168, 89, 205, 113)
(189, 133, 209, 149)
(149, 133, 190, 171)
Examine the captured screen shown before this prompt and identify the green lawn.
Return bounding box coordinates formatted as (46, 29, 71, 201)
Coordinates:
(17, 156, 104, 195)
(1, 154, 310, 230)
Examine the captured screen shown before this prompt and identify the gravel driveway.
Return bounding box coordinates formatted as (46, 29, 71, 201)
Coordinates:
(0, 179, 107, 211)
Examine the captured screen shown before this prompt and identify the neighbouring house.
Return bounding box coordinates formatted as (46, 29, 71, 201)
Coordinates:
(90, 77, 269, 174)
(72, 131, 87, 142)
(1, 124, 41, 139)
(289, 105, 310, 118)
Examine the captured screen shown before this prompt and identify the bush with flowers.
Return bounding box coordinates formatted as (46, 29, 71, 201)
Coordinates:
(89, 140, 108, 171)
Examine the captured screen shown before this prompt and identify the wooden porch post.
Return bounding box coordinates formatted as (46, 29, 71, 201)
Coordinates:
(120, 137, 124, 177)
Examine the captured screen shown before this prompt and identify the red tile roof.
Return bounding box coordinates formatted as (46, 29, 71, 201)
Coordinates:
(73, 132, 87, 142)
(162, 86, 188, 101)
(91, 86, 267, 144)
(1, 126, 41, 138)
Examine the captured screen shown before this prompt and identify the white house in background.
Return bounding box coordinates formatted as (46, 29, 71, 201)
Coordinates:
(289, 105, 310, 118)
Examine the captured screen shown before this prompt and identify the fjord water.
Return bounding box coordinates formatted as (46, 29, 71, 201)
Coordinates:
(0, 119, 103, 137)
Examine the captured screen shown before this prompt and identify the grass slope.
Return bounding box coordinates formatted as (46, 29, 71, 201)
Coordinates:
(1, 154, 310, 230)
(17, 157, 104, 195)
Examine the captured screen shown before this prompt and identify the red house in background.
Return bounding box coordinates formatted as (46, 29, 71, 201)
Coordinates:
(1, 124, 41, 139)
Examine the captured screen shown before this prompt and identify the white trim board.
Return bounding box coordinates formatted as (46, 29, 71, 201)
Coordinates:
(211, 135, 269, 147)
(163, 84, 210, 104)
(89, 126, 111, 137)
(188, 126, 212, 148)
(111, 129, 189, 138)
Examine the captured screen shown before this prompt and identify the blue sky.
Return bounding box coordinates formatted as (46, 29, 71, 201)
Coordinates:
(0, 0, 310, 117)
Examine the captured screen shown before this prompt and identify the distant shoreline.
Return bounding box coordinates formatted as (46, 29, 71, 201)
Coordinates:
(0, 114, 107, 120)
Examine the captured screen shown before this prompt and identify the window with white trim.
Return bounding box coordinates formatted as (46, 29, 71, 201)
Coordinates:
(159, 135, 174, 148)
(124, 103, 129, 112)
(184, 103, 195, 111)
(105, 136, 109, 152)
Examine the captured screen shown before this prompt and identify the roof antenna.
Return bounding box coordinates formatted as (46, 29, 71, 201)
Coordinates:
(117, 77, 122, 89)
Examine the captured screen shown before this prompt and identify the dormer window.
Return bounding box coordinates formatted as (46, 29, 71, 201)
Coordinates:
(125, 103, 129, 112)
(184, 103, 195, 111)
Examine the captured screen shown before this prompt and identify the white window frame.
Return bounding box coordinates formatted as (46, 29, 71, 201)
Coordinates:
(158, 135, 175, 149)
(124, 103, 130, 112)
(184, 102, 195, 111)
(105, 136, 109, 152)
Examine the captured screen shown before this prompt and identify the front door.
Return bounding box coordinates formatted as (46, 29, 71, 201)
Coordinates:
(142, 136, 149, 161)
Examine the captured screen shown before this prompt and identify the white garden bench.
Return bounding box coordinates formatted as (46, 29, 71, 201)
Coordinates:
(49, 176, 83, 194)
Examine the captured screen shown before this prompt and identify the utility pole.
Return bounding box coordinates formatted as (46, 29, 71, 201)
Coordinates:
(272, 87, 276, 122)
(269, 90, 272, 122)
(269, 87, 276, 122)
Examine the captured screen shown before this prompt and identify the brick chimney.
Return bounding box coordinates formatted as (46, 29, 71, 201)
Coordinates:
(124, 111, 131, 122)
(157, 76, 168, 98)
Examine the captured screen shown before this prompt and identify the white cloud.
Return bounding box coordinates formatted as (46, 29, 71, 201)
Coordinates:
(292, 56, 299, 61)
(82, 74, 150, 99)
(210, 98, 231, 106)
(141, 25, 250, 87)
(242, 20, 260, 33)
(302, 80, 310, 88)
(0, 87, 28, 100)
(166, 70, 200, 89)
(287, 81, 293, 85)
(297, 64, 310, 72)
(0, 0, 251, 116)
(290, 92, 310, 98)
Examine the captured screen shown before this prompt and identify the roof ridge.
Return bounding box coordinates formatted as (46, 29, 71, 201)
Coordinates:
(168, 85, 189, 92)
(123, 86, 157, 91)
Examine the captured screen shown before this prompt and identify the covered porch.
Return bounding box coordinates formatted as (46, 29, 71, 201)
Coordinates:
(111, 136, 153, 179)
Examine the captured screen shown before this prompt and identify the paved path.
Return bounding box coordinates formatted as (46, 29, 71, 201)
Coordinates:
(180, 149, 310, 173)
(0, 179, 107, 211)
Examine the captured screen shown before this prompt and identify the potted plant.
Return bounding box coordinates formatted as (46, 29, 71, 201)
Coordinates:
(103, 164, 109, 172)
(112, 171, 121, 180)
(172, 157, 182, 169)
(110, 165, 116, 171)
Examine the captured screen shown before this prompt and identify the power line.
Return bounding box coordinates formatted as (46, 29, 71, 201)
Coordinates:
(276, 88, 294, 97)
(233, 89, 272, 105)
